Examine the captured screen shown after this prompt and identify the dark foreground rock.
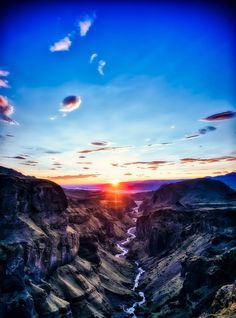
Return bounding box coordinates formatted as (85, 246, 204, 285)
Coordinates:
(0, 173, 134, 318)
(130, 179, 236, 317)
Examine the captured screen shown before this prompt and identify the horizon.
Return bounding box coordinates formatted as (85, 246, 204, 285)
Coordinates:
(1, 2, 235, 184)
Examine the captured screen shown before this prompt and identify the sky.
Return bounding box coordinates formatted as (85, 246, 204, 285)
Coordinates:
(0, 2, 236, 185)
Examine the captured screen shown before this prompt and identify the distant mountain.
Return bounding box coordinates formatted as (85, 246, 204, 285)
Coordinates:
(66, 173, 236, 193)
(143, 178, 236, 211)
(211, 172, 236, 190)
(65, 179, 184, 193)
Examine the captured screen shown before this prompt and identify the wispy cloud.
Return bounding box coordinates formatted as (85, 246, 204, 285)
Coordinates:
(111, 163, 119, 167)
(185, 125, 216, 140)
(91, 141, 108, 146)
(76, 161, 92, 164)
(49, 116, 57, 121)
(78, 145, 132, 154)
(0, 96, 18, 125)
(60, 95, 82, 113)
(48, 174, 99, 180)
(3, 155, 26, 160)
(98, 60, 106, 75)
(198, 126, 216, 134)
(78, 15, 95, 37)
(0, 70, 10, 76)
(201, 111, 236, 121)
(185, 134, 200, 140)
(0, 79, 10, 88)
(124, 160, 168, 165)
(90, 53, 98, 63)
(50, 37, 72, 52)
(123, 160, 169, 170)
(45, 150, 62, 154)
(181, 156, 236, 164)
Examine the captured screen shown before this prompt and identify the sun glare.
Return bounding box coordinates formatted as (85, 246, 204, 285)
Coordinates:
(111, 179, 120, 187)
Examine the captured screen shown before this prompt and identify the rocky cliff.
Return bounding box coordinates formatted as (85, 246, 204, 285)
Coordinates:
(0, 173, 135, 318)
(130, 179, 236, 317)
(140, 178, 236, 213)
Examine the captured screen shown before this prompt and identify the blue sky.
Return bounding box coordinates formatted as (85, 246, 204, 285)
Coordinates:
(0, 2, 235, 184)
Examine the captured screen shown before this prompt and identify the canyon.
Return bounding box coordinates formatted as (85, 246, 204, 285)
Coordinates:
(0, 168, 236, 317)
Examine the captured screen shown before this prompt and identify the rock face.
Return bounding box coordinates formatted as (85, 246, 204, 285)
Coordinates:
(131, 179, 236, 317)
(141, 178, 236, 213)
(0, 173, 134, 318)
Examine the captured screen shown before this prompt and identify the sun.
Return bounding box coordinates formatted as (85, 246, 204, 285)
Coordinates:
(111, 179, 120, 187)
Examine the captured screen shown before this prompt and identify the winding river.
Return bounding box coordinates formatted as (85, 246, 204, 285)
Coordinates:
(115, 201, 146, 318)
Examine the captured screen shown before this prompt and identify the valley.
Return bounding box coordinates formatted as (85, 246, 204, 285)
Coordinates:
(0, 169, 236, 318)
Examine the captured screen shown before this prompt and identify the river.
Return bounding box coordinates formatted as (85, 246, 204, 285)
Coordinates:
(115, 201, 146, 318)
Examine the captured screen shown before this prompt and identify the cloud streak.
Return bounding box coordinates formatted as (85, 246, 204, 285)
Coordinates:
(48, 174, 99, 180)
(185, 126, 216, 140)
(78, 146, 132, 154)
(91, 141, 108, 146)
(181, 156, 236, 164)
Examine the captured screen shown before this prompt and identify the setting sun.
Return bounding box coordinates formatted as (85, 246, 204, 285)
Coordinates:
(111, 179, 120, 187)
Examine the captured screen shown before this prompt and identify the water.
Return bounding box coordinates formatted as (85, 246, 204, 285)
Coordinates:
(115, 201, 146, 317)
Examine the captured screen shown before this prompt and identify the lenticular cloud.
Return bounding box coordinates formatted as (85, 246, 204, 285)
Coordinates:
(0, 96, 18, 125)
(201, 111, 236, 121)
(60, 96, 82, 113)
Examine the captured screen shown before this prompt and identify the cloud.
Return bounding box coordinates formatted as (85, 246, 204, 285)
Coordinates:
(78, 15, 94, 37)
(53, 162, 63, 166)
(0, 96, 18, 125)
(201, 111, 236, 121)
(45, 150, 62, 154)
(90, 53, 98, 63)
(6, 134, 14, 137)
(98, 60, 106, 75)
(123, 160, 169, 171)
(79, 155, 86, 158)
(181, 156, 236, 164)
(76, 161, 92, 164)
(124, 160, 168, 166)
(50, 37, 72, 52)
(48, 174, 99, 180)
(185, 125, 217, 140)
(185, 134, 200, 139)
(91, 141, 108, 146)
(4, 155, 26, 160)
(26, 160, 38, 164)
(49, 116, 57, 121)
(124, 173, 132, 176)
(198, 126, 216, 135)
(78, 145, 132, 154)
(0, 70, 9, 76)
(111, 163, 119, 167)
(60, 95, 82, 113)
(0, 79, 10, 88)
